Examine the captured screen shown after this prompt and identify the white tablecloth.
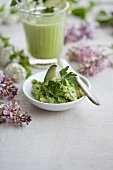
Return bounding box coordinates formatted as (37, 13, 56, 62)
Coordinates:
(0, 1, 113, 170)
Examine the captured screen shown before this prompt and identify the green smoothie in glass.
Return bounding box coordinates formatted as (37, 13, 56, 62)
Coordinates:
(18, 1, 69, 64)
(23, 13, 64, 59)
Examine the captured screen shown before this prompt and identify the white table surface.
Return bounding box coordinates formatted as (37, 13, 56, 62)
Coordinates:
(0, 1, 113, 170)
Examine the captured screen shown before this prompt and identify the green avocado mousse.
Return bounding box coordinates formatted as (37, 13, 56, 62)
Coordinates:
(15, 0, 69, 64)
(31, 65, 84, 104)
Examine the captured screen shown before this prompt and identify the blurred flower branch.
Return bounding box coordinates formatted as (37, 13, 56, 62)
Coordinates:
(0, 71, 18, 99)
(0, 34, 32, 82)
(0, 101, 31, 126)
(66, 45, 113, 76)
(64, 22, 94, 44)
(0, 71, 32, 126)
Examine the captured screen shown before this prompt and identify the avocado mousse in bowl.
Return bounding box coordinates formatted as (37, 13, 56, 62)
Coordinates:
(23, 65, 91, 111)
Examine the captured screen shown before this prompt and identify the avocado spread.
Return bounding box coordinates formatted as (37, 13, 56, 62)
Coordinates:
(32, 77, 84, 104)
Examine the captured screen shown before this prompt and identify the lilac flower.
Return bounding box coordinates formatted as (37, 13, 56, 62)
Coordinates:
(79, 57, 109, 76)
(0, 101, 31, 126)
(66, 45, 110, 76)
(64, 22, 94, 44)
(0, 71, 18, 98)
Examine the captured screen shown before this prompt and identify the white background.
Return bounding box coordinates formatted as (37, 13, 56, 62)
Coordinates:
(0, 1, 113, 170)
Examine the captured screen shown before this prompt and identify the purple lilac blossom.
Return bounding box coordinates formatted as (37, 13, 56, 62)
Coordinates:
(0, 71, 18, 98)
(64, 22, 94, 44)
(0, 101, 31, 126)
(66, 45, 110, 76)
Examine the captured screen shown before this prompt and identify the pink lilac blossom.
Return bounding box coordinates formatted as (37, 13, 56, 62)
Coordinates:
(0, 101, 31, 126)
(64, 22, 94, 44)
(0, 71, 18, 98)
(66, 45, 110, 76)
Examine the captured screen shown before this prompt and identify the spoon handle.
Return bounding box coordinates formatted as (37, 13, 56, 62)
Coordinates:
(75, 76, 100, 105)
(58, 58, 100, 105)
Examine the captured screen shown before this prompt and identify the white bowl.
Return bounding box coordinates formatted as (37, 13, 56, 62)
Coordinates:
(23, 71, 91, 111)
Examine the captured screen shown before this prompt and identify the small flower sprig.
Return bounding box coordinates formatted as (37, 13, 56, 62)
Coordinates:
(0, 71, 18, 99)
(0, 34, 32, 82)
(0, 101, 31, 126)
(66, 45, 111, 76)
(64, 22, 94, 44)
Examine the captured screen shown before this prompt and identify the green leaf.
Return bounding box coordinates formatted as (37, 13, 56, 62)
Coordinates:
(10, 0, 18, 6)
(64, 72, 76, 83)
(61, 78, 67, 86)
(97, 10, 107, 17)
(110, 44, 113, 50)
(0, 102, 4, 105)
(72, 7, 88, 19)
(89, 0, 95, 10)
(0, 5, 5, 12)
(59, 67, 76, 85)
(10, 49, 23, 60)
(0, 34, 10, 47)
(42, 7, 54, 13)
(32, 79, 38, 84)
(63, 72, 76, 85)
(64, 72, 76, 79)
(67, 0, 78, 3)
(59, 66, 69, 78)
(95, 16, 113, 25)
(71, 0, 95, 19)
(25, 68, 32, 78)
(48, 81, 60, 95)
(19, 55, 31, 68)
(96, 18, 113, 24)
(95, 10, 113, 25)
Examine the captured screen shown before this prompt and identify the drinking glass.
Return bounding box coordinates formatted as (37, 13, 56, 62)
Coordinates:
(18, 1, 69, 65)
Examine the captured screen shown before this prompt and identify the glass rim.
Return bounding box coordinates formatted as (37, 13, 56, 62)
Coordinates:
(18, 1, 69, 16)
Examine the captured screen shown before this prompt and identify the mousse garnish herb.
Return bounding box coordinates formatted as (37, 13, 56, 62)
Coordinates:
(48, 81, 60, 95)
(59, 66, 76, 84)
(47, 66, 77, 95)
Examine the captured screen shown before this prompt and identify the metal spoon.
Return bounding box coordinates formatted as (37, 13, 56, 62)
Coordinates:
(58, 58, 100, 106)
